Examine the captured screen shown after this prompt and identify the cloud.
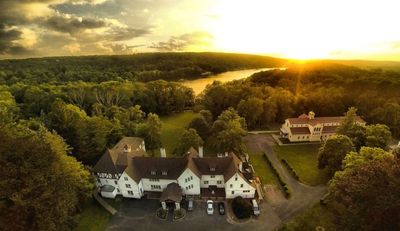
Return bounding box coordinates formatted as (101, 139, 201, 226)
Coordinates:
(149, 32, 213, 51)
(43, 13, 107, 34)
(105, 27, 150, 41)
(0, 24, 33, 55)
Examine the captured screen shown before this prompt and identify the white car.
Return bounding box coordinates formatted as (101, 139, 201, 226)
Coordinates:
(252, 199, 260, 216)
(207, 200, 214, 215)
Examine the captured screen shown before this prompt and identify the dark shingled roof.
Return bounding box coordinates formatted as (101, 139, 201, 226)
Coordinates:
(160, 183, 182, 202)
(93, 137, 146, 177)
(130, 157, 187, 180)
(93, 138, 254, 186)
(290, 127, 311, 135)
(93, 149, 121, 177)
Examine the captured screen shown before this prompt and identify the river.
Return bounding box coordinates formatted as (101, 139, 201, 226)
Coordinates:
(182, 68, 275, 95)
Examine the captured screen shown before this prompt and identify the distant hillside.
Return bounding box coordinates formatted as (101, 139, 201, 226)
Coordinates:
(0, 52, 286, 85)
(320, 59, 400, 71)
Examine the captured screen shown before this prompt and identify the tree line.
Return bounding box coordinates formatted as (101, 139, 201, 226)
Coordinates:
(200, 62, 400, 136)
(315, 108, 400, 231)
(0, 52, 284, 84)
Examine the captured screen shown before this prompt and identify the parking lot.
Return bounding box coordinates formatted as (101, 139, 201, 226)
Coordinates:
(106, 198, 281, 231)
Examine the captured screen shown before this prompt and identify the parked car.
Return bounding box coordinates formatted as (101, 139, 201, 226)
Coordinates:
(188, 197, 194, 211)
(207, 200, 214, 215)
(218, 202, 225, 215)
(252, 199, 260, 216)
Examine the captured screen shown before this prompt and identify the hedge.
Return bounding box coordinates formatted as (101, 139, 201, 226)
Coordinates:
(281, 159, 300, 181)
(263, 153, 291, 198)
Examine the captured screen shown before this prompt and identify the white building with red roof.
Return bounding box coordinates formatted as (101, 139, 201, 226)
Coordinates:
(280, 111, 365, 142)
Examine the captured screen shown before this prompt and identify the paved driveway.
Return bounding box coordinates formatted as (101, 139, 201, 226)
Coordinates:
(244, 134, 327, 221)
(107, 199, 282, 231)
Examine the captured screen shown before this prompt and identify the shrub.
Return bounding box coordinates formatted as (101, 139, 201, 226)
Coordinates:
(263, 153, 291, 198)
(281, 159, 300, 180)
(232, 196, 253, 219)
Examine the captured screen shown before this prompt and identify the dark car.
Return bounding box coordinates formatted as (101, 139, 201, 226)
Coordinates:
(218, 202, 225, 215)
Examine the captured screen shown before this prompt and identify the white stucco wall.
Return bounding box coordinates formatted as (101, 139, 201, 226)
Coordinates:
(200, 175, 225, 188)
(225, 173, 255, 199)
(141, 178, 177, 192)
(118, 172, 142, 198)
(177, 169, 200, 195)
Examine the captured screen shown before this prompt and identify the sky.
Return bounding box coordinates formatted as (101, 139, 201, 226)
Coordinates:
(1, 0, 400, 60)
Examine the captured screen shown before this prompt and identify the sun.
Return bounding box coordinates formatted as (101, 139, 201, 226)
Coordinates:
(205, 0, 400, 61)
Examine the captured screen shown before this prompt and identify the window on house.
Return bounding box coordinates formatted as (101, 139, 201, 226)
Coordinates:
(124, 177, 128, 181)
(97, 179, 101, 184)
(151, 170, 156, 175)
(128, 190, 133, 195)
(204, 181, 208, 184)
(190, 184, 193, 189)
(117, 189, 120, 193)
(190, 176, 193, 180)
(126, 184, 131, 188)
(243, 190, 250, 193)
(210, 175, 215, 178)
(232, 191, 234, 194)
(185, 179, 187, 183)
(114, 180, 118, 185)
(235, 176, 238, 181)
(240, 184, 243, 188)
(162, 171, 167, 176)
(217, 181, 222, 184)
(230, 184, 233, 188)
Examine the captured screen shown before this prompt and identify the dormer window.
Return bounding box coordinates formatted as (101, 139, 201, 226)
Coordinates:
(162, 170, 167, 176)
(151, 170, 156, 175)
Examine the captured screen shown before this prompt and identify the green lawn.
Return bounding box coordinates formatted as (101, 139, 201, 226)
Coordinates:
(159, 111, 198, 156)
(274, 145, 330, 186)
(279, 204, 336, 231)
(75, 197, 122, 231)
(75, 199, 112, 231)
(249, 154, 279, 186)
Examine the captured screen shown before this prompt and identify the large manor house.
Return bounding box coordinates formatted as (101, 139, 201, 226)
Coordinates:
(93, 137, 256, 200)
(280, 111, 365, 142)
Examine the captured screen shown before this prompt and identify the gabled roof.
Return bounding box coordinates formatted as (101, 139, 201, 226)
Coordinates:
(93, 149, 121, 175)
(288, 116, 364, 125)
(290, 127, 311, 135)
(93, 137, 146, 177)
(131, 157, 187, 180)
(93, 138, 253, 186)
(160, 183, 182, 202)
(322, 126, 339, 134)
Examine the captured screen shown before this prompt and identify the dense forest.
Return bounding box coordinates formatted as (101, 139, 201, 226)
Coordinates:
(1, 53, 400, 230)
(199, 62, 400, 136)
(0, 52, 285, 84)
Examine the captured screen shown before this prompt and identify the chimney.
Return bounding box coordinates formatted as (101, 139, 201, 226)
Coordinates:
(123, 144, 131, 153)
(224, 152, 228, 157)
(308, 111, 315, 120)
(160, 148, 166, 158)
(198, 146, 203, 158)
(239, 162, 243, 172)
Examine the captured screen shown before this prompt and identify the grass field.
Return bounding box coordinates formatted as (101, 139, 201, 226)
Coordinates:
(75, 197, 122, 231)
(274, 145, 330, 186)
(159, 111, 198, 156)
(279, 204, 336, 231)
(75, 199, 111, 231)
(249, 154, 279, 186)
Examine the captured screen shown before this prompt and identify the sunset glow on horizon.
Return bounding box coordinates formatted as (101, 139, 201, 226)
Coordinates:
(1, 0, 400, 60)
